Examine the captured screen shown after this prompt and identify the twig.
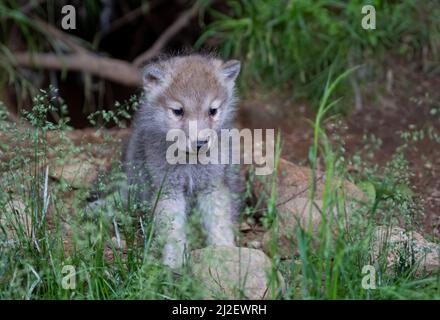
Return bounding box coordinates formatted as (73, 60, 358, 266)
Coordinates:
(132, 2, 200, 67)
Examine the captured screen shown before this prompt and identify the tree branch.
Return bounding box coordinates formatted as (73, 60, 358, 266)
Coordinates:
(132, 2, 200, 67)
(8, 2, 203, 87)
(12, 52, 142, 87)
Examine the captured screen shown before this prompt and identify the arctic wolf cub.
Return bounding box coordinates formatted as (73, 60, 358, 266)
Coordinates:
(123, 54, 241, 268)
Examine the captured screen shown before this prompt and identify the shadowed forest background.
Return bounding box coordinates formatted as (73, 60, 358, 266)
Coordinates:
(0, 0, 439, 299)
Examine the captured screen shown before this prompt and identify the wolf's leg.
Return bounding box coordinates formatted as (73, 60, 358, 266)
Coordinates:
(155, 192, 187, 268)
(197, 183, 236, 246)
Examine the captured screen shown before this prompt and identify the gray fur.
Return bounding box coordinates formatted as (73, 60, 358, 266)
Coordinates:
(122, 54, 242, 268)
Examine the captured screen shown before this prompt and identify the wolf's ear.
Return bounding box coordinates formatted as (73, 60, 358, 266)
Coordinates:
(220, 60, 241, 83)
(142, 64, 165, 91)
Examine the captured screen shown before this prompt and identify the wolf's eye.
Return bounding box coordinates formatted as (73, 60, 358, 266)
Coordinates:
(209, 108, 218, 117)
(172, 108, 184, 117)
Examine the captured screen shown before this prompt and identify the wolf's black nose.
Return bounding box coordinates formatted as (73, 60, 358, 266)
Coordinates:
(196, 140, 208, 151)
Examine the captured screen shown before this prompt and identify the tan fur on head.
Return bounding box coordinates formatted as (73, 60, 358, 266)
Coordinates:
(143, 54, 240, 101)
(141, 54, 240, 153)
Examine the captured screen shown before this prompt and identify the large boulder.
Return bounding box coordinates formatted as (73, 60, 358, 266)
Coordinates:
(371, 226, 439, 276)
(189, 246, 284, 299)
(255, 158, 365, 258)
(262, 197, 339, 258)
(253, 158, 366, 204)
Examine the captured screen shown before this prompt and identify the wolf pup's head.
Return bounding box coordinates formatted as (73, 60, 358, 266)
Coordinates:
(141, 54, 240, 154)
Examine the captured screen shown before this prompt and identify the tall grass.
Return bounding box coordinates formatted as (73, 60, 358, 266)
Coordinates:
(198, 0, 440, 110)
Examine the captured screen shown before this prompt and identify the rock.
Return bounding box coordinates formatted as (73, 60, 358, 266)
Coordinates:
(371, 226, 440, 276)
(50, 160, 97, 189)
(262, 197, 341, 258)
(189, 246, 284, 299)
(253, 158, 366, 204)
(251, 158, 365, 259)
